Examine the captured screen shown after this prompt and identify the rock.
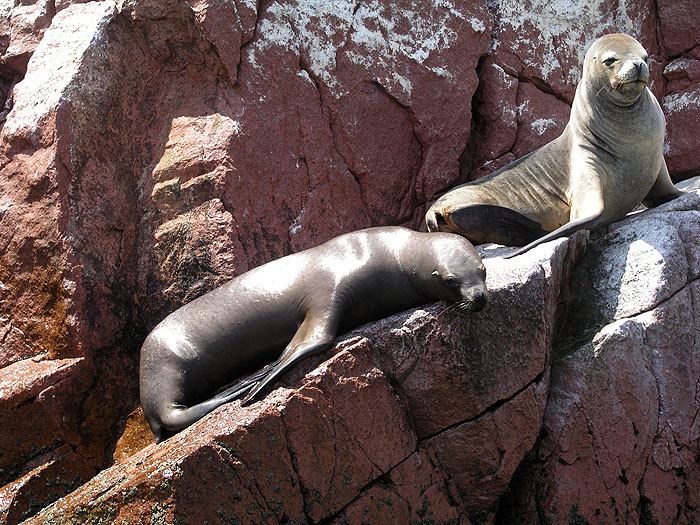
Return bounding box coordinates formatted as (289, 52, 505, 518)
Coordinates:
(329, 448, 466, 524)
(0, 0, 699, 521)
(663, 84, 700, 179)
(511, 82, 570, 159)
(0, 357, 86, 486)
(0, 0, 54, 74)
(496, 184, 700, 524)
(0, 0, 492, 517)
(470, 58, 519, 167)
(0, 445, 93, 525)
(657, 0, 700, 57)
(485, 0, 659, 102)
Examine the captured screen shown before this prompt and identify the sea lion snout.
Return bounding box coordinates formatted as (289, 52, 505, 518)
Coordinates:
(456, 284, 487, 313)
(466, 287, 487, 312)
(615, 57, 649, 87)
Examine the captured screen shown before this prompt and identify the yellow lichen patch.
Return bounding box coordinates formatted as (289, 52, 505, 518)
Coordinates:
(113, 406, 156, 464)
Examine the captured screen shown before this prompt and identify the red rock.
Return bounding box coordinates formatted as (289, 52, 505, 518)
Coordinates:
(331, 448, 468, 524)
(428, 373, 549, 523)
(0, 357, 86, 486)
(26, 347, 420, 523)
(0, 445, 93, 525)
(331, 81, 421, 224)
(485, 0, 660, 102)
(470, 58, 519, 166)
(657, 0, 700, 57)
(1, 0, 700, 521)
(511, 82, 570, 159)
(663, 85, 700, 179)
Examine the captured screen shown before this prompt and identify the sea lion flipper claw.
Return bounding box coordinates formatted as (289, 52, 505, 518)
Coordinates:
(210, 364, 274, 403)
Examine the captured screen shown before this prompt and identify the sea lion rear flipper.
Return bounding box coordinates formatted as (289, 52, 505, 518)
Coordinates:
(449, 204, 549, 246)
(241, 338, 334, 405)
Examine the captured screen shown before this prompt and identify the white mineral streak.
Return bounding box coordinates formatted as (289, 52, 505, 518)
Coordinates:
(249, 0, 477, 98)
(4, 1, 116, 138)
(663, 88, 700, 114)
(488, 0, 646, 86)
(0, 0, 13, 17)
(531, 118, 556, 135)
(249, 0, 356, 92)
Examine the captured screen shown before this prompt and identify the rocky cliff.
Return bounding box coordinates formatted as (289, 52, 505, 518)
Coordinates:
(0, 0, 699, 523)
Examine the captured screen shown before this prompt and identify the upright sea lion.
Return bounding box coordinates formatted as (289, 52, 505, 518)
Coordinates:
(425, 33, 682, 258)
(140, 227, 487, 442)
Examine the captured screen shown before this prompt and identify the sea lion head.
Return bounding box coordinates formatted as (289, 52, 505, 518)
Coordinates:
(584, 33, 650, 105)
(424, 235, 488, 313)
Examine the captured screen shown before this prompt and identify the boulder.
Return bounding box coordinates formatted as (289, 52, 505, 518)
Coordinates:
(497, 187, 700, 524)
(0, 0, 491, 519)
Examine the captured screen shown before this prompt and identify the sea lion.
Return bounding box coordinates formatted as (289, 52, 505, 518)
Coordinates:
(140, 226, 487, 442)
(425, 33, 683, 258)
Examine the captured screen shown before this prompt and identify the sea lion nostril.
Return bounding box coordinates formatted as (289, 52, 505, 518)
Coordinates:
(471, 290, 487, 310)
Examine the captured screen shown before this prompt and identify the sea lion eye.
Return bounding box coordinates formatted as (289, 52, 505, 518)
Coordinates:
(444, 275, 460, 288)
(603, 57, 617, 67)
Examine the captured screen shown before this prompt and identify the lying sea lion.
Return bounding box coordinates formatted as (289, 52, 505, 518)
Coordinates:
(425, 33, 682, 258)
(140, 227, 487, 442)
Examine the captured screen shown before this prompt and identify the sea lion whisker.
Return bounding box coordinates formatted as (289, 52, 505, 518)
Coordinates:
(595, 83, 610, 98)
(437, 302, 460, 319)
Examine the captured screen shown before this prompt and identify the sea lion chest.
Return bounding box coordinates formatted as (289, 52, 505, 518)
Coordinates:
(577, 91, 665, 221)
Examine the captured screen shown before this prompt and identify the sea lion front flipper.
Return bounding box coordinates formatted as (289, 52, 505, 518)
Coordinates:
(505, 169, 607, 258)
(240, 309, 339, 405)
(240, 338, 334, 405)
(448, 204, 549, 246)
(504, 211, 603, 259)
(642, 159, 684, 208)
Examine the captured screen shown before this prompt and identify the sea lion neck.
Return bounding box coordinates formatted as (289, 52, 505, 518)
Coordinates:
(570, 78, 654, 151)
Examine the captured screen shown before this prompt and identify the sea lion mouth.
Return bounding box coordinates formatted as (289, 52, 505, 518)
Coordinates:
(611, 60, 650, 92)
(456, 293, 487, 313)
(436, 295, 487, 318)
(612, 77, 647, 92)
(456, 300, 478, 313)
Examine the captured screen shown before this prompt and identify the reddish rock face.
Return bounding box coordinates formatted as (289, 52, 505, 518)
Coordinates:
(0, 0, 699, 522)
